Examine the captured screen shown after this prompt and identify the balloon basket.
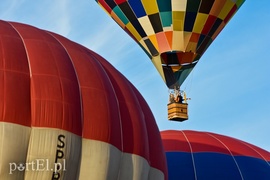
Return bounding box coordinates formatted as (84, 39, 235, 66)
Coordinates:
(167, 103, 188, 122)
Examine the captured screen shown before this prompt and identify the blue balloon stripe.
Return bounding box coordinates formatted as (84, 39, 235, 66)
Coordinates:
(128, 0, 146, 18)
(166, 152, 270, 180)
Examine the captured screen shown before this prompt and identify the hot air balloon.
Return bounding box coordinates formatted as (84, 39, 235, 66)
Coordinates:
(161, 130, 270, 180)
(0, 20, 167, 180)
(96, 0, 245, 121)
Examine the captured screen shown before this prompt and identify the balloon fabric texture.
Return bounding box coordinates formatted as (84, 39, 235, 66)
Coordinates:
(0, 20, 167, 180)
(96, 0, 245, 88)
(161, 130, 270, 180)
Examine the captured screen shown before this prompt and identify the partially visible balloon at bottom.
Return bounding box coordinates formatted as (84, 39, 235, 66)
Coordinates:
(161, 130, 270, 180)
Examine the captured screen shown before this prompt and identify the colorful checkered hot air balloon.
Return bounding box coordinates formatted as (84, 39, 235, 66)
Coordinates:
(96, 0, 245, 88)
(96, 0, 245, 121)
(0, 20, 167, 180)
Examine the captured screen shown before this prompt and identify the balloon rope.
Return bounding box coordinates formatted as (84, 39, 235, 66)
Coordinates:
(184, 67, 196, 94)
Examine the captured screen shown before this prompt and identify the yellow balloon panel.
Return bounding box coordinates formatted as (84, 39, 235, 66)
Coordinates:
(172, 31, 185, 51)
(141, 0, 159, 15)
(218, 0, 236, 20)
(172, 11, 185, 31)
(148, 34, 159, 52)
(192, 13, 209, 34)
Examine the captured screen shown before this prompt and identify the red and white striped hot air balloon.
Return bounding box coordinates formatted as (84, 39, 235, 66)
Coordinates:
(0, 20, 167, 180)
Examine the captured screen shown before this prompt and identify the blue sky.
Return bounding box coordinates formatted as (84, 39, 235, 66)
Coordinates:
(1, 0, 269, 151)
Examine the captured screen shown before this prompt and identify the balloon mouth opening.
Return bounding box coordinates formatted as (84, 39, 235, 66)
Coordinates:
(161, 51, 198, 66)
(162, 64, 179, 66)
(181, 60, 198, 66)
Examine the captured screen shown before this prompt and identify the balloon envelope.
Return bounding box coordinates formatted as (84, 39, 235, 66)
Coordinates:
(0, 20, 167, 180)
(96, 0, 245, 88)
(161, 130, 270, 180)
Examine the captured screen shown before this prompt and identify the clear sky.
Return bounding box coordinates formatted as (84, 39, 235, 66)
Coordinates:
(1, 0, 269, 151)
